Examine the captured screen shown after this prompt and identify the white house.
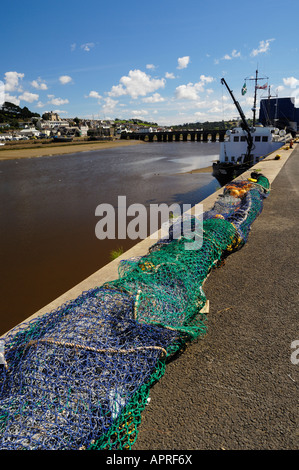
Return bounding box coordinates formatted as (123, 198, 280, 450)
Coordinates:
(19, 128, 40, 137)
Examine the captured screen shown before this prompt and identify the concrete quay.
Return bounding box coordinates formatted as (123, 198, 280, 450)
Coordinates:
(2, 142, 298, 450)
(133, 144, 299, 450)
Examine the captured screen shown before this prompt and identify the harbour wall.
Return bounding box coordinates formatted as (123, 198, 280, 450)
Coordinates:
(2, 143, 295, 338)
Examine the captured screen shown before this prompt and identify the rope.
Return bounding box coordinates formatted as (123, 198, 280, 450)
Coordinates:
(26, 337, 167, 359)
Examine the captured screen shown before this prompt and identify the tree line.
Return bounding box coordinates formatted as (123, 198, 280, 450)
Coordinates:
(0, 102, 40, 128)
(172, 119, 253, 131)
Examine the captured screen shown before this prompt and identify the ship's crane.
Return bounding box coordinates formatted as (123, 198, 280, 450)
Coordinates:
(221, 77, 254, 164)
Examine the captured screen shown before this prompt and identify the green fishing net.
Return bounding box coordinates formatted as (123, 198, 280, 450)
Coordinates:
(0, 173, 269, 450)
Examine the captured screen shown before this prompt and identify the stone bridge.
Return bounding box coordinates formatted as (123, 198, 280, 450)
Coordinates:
(120, 129, 226, 142)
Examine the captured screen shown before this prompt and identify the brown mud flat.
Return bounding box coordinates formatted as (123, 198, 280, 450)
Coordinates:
(0, 139, 145, 160)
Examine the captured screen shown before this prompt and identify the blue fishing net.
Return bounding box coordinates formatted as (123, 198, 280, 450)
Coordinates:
(0, 173, 270, 450)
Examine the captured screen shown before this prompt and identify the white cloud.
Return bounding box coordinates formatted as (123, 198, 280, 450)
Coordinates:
(194, 111, 204, 118)
(36, 101, 45, 108)
(177, 56, 190, 70)
(219, 49, 241, 62)
(199, 98, 221, 108)
(250, 39, 275, 57)
(121, 70, 165, 99)
(175, 83, 200, 100)
(242, 96, 255, 108)
(87, 90, 102, 100)
(165, 72, 175, 79)
(31, 78, 48, 90)
(0, 81, 4, 106)
(142, 93, 165, 103)
(283, 77, 299, 89)
(102, 97, 118, 115)
(52, 109, 68, 115)
(175, 75, 214, 100)
(108, 84, 126, 97)
(223, 103, 236, 113)
(48, 97, 69, 106)
(109, 69, 165, 99)
(146, 64, 156, 70)
(59, 75, 72, 85)
(210, 105, 222, 113)
(290, 88, 299, 106)
(231, 49, 241, 58)
(200, 75, 214, 84)
(276, 85, 284, 93)
(70, 43, 76, 52)
(193, 99, 235, 119)
(81, 42, 95, 52)
(19, 91, 39, 103)
(131, 109, 148, 117)
(4, 71, 24, 92)
(4, 94, 20, 106)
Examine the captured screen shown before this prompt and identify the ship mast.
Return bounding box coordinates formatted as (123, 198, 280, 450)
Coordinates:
(253, 69, 258, 126)
(245, 69, 269, 126)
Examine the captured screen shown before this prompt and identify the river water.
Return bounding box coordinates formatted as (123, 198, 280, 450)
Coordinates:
(0, 141, 220, 334)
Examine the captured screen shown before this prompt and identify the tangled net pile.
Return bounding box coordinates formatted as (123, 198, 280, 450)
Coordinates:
(0, 173, 270, 450)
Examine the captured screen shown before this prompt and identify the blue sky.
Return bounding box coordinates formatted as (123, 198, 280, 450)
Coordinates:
(2, 0, 299, 125)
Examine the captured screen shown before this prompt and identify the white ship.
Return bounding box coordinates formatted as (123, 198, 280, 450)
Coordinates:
(212, 73, 293, 185)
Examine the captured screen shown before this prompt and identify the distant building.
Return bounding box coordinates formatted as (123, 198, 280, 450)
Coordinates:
(87, 125, 113, 139)
(42, 111, 62, 121)
(35, 117, 69, 130)
(259, 97, 299, 133)
(19, 128, 40, 137)
(79, 125, 89, 136)
(137, 127, 156, 133)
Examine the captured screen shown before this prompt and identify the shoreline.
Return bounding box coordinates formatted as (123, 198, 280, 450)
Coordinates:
(175, 165, 213, 175)
(0, 139, 145, 160)
(179, 165, 213, 174)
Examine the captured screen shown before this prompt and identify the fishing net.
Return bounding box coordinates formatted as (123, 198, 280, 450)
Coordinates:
(0, 173, 270, 450)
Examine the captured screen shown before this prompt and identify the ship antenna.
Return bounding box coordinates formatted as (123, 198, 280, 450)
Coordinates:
(244, 67, 269, 127)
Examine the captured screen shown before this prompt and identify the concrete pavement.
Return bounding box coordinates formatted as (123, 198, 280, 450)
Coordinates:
(133, 145, 299, 450)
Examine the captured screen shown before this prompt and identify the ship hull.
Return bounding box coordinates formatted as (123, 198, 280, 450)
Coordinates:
(52, 136, 73, 143)
(212, 161, 251, 186)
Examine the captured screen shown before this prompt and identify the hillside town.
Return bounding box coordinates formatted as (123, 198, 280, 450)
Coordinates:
(2, 95, 298, 146)
(0, 103, 171, 144)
